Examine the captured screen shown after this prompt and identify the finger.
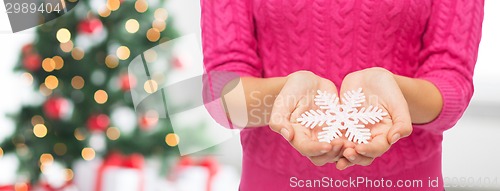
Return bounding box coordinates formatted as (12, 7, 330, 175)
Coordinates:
(269, 94, 295, 141)
(292, 125, 332, 157)
(386, 98, 412, 145)
(355, 133, 391, 158)
(308, 140, 344, 165)
(343, 148, 374, 166)
(336, 158, 354, 170)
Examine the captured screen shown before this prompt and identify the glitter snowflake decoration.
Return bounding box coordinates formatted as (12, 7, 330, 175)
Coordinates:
(297, 88, 388, 144)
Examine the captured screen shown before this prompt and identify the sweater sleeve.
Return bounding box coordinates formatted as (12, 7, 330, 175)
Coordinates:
(201, 0, 262, 129)
(413, 0, 484, 133)
(201, 0, 262, 77)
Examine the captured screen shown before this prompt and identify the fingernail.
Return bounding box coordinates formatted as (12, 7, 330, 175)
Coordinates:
(280, 128, 290, 141)
(358, 151, 366, 155)
(321, 150, 328, 154)
(391, 133, 401, 144)
(348, 156, 356, 161)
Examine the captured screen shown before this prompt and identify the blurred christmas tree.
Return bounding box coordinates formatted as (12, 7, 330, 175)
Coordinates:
(0, 0, 182, 182)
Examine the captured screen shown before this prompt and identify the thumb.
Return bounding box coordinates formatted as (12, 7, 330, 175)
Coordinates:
(386, 102, 412, 145)
(269, 95, 296, 142)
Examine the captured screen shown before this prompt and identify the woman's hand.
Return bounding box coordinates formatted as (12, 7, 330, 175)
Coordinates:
(269, 71, 349, 166)
(336, 67, 413, 170)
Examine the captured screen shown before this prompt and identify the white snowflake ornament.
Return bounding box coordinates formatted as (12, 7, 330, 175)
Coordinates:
(297, 88, 388, 144)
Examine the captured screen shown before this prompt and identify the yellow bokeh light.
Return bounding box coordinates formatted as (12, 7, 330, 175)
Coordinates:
(116, 46, 130, 60)
(40, 153, 54, 165)
(94, 90, 108, 104)
(107, 0, 120, 11)
(146, 28, 160, 42)
(74, 128, 86, 141)
(0, 147, 3, 158)
(106, 127, 120, 140)
(165, 133, 179, 147)
(65, 169, 74, 181)
(52, 56, 64, 70)
(71, 48, 85, 60)
(81, 148, 95, 161)
(54, 143, 67, 156)
(98, 7, 111, 17)
(33, 124, 48, 138)
(45, 75, 59, 90)
(105, 55, 119, 68)
(42, 58, 56, 72)
(56, 28, 71, 43)
(22, 72, 33, 85)
(154, 8, 168, 21)
(71, 76, 85, 89)
(144, 80, 158, 93)
(152, 19, 166, 32)
(125, 19, 140, 33)
(60, 40, 74, 52)
(135, 0, 148, 13)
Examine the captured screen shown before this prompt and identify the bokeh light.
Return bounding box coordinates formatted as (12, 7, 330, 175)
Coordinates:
(154, 8, 168, 21)
(39, 153, 54, 165)
(52, 56, 64, 70)
(152, 20, 166, 32)
(33, 124, 48, 138)
(21, 72, 33, 85)
(105, 55, 119, 68)
(66, 169, 74, 181)
(144, 80, 158, 93)
(74, 128, 86, 141)
(71, 48, 84, 60)
(116, 46, 130, 60)
(71, 76, 85, 89)
(39, 83, 53, 96)
(81, 148, 95, 161)
(135, 0, 148, 13)
(106, 0, 120, 11)
(42, 58, 56, 72)
(31, 115, 44, 126)
(106, 127, 120, 140)
(60, 40, 74, 52)
(94, 90, 108, 104)
(54, 143, 67, 156)
(125, 19, 140, 33)
(165, 133, 179, 147)
(44, 75, 59, 90)
(98, 7, 111, 17)
(146, 28, 160, 42)
(56, 28, 71, 43)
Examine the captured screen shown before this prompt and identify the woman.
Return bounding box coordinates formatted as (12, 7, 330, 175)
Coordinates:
(201, 0, 483, 190)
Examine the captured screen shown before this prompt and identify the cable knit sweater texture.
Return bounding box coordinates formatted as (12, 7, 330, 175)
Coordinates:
(201, 0, 483, 190)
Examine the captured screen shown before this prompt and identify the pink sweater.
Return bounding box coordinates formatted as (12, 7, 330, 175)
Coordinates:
(201, 0, 483, 190)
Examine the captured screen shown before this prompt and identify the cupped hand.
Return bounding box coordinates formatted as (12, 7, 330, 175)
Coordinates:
(269, 71, 350, 166)
(336, 67, 413, 170)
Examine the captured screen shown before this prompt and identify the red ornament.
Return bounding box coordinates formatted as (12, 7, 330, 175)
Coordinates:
(22, 43, 34, 54)
(23, 53, 41, 71)
(172, 57, 184, 69)
(87, 114, 110, 132)
(119, 74, 136, 91)
(43, 97, 72, 120)
(77, 18, 103, 34)
(139, 110, 159, 130)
